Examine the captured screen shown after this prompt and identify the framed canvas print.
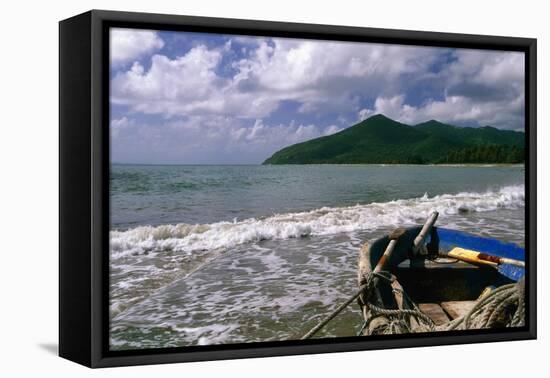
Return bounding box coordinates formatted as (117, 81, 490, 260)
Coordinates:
(59, 10, 537, 368)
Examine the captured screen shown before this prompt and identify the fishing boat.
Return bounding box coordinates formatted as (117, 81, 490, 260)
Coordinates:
(302, 212, 525, 339)
(356, 212, 525, 335)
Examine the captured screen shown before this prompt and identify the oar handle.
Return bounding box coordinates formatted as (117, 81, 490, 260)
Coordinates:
(499, 257, 525, 268)
(373, 228, 406, 273)
(373, 239, 397, 274)
(413, 211, 439, 253)
(478, 253, 525, 268)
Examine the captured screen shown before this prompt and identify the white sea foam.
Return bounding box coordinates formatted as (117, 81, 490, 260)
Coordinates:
(109, 184, 525, 348)
(110, 184, 524, 259)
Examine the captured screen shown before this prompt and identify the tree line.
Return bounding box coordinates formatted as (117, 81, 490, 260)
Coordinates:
(437, 144, 524, 164)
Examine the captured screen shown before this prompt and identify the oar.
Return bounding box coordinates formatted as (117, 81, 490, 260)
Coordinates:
(412, 211, 439, 255)
(444, 247, 525, 268)
(300, 227, 406, 340)
(373, 227, 406, 274)
(301, 213, 439, 339)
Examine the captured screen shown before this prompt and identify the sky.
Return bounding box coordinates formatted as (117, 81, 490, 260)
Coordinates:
(110, 28, 525, 165)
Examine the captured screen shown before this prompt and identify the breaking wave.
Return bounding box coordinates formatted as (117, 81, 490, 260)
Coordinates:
(110, 184, 524, 259)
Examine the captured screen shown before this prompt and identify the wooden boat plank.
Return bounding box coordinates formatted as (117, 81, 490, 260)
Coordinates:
(441, 300, 476, 320)
(418, 303, 450, 326)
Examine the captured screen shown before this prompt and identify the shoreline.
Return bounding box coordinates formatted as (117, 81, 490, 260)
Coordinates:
(261, 163, 525, 167)
(112, 162, 525, 167)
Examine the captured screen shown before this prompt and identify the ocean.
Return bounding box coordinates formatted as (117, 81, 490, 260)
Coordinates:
(109, 164, 525, 350)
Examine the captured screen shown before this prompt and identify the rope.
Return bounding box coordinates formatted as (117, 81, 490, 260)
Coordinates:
(301, 272, 525, 339)
(301, 272, 387, 339)
(301, 282, 369, 339)
(301, 271, 432, 339)
(443, 278, 525, 331)
(362, 279, 525, 335)
(357, 273, 436, 335)
(364, 278, 526, 334)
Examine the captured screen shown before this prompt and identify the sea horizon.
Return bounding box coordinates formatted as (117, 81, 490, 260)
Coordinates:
(111, 162, 526, 167)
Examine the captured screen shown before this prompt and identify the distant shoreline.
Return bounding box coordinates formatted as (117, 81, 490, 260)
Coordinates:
(263, 163, 525, 167)
(111, 162, 524, 167)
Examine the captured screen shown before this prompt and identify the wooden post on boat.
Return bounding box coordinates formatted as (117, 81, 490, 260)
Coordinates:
(373, 228, 407, 273)
(412, 211, 439, 255)
(304, 212, 443, 339)
(357, 211, 440, 336)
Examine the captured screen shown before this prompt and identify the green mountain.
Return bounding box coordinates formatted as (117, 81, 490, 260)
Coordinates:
(263, 114, 524, 165)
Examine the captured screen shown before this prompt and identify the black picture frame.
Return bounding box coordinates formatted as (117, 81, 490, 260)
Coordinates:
(59, 9, 537, 368)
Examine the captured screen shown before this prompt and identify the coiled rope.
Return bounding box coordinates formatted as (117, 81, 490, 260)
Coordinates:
(356, 271, 436, 335)
(302, 271, 433, 339)
(301, 272, 525, 339)
(443, 278, 525, 331)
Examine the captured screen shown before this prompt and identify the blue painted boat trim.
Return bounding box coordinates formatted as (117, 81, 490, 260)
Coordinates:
(430, 227, 525, 281)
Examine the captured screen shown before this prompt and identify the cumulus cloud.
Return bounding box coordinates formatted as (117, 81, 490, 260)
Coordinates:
(109, 30, 525, 163)
(110, 28, 164, 65)
(358, 92, 524, 130)
(110, 116, 133, 138)
(358, 108, 375, 122)
(112, 45, 227, 113)
(357, 50, 525, 129)
(111, 37, 442, 119)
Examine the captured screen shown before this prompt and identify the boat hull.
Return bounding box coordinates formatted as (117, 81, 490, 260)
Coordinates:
(356, 226, 525, 335)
